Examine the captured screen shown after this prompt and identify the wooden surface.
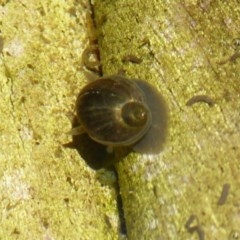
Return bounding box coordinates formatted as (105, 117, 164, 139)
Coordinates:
(0, 1, 119, 239)
(94, 1, 240, 239)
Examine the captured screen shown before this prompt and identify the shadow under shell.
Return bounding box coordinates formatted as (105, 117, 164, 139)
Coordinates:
(64, 116, 131, 170)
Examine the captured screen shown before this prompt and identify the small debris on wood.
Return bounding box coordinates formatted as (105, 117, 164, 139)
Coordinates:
(122, 54, 142, 64)
(228, 229, 240, 240)
(186, 95, 215, 107)
(185, 214, 205, 240)
(217, 183, 230, 205)
(217, 37, 240, 64)
(82, 45, 101, 73)
(185, 214, 198, 229)
(228, 50, 240, 62)
(218, 48, 240, 65)
(232, 38, 240, 50)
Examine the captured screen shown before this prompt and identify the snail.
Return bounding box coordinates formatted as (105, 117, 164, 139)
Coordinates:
(71, 75, 168, 154)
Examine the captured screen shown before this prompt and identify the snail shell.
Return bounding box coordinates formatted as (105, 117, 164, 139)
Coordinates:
(73, 75, 168, 154)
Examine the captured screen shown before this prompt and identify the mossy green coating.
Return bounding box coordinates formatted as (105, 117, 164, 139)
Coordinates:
(0, 1, 119, 239)
(94, 0, 240, 239)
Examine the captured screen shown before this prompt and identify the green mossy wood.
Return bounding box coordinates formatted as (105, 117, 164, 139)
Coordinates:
(94, 1, 240, 239)
(0, 1, 119, 240)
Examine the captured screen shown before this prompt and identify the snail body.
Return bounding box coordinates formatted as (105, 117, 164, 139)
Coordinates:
(73, 75, 168, 154)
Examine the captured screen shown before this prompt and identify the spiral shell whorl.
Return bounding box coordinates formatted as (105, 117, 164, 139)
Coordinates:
(76, 76, 152, 146)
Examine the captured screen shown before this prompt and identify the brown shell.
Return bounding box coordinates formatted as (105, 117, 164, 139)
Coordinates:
(74, 75, 168, 154)
(76, 75, 152, 147)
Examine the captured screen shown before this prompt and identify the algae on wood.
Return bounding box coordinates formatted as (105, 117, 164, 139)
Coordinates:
(0, 1, 119, 239)
(93, 1, 240, 239)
